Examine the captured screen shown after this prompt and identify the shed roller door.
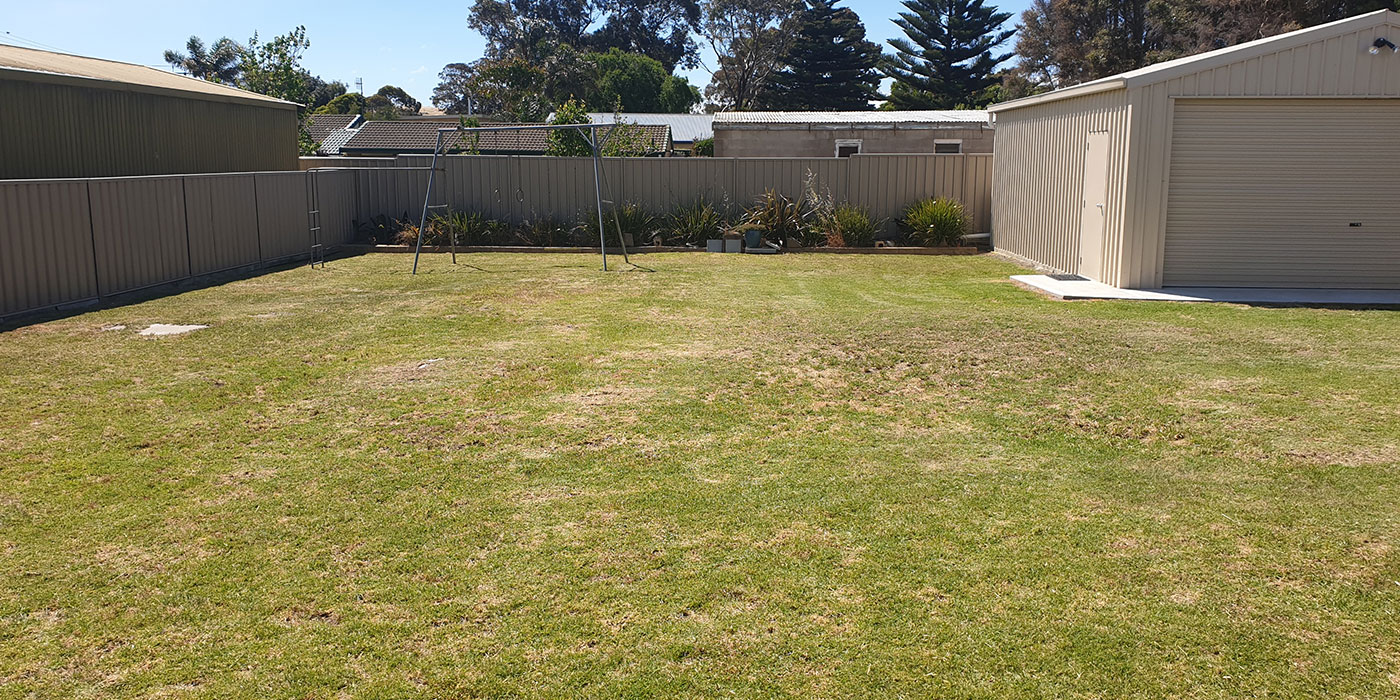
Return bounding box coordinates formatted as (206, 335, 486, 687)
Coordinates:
(1164, 99, 1400, 289)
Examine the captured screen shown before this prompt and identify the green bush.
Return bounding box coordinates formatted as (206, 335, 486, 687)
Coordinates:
(823, 204, 880, 248)
(583, 202, 659, 245)
(430, 210, 508, 246)
(900, 197, 970, 246)
(356, 213, 409, 244)
(666, 200, 724, 246)
(745, 190, 808, 247)
(512, 217, 578, 247)
(691, 137, 714, 157)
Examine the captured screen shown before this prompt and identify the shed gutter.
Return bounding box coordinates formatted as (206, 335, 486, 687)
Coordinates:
(988, 79, 1126, 114)
(0, 66, 301, 110)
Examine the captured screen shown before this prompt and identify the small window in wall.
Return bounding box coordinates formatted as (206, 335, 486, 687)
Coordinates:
(934, 140, 963, 154)
(835, 139, 862, 158)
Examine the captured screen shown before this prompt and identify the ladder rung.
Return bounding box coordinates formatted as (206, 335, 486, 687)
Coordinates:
(309, 227, 321, 232)
(427, 204, 449, 209)
(308, 210, 319, 214)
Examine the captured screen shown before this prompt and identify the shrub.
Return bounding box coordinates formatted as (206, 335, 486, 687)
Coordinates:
(355, 213, 408, 244)
(430, 210, 508, 246)
(691, 137, 714, 157)
(582, 202, 659, 245)
(666, 200, 724, 246)
(823, 204, 880, 248)
(745, 189, 808, 247)
(900, 197, 970, 246)
(512, 216, 578, 247)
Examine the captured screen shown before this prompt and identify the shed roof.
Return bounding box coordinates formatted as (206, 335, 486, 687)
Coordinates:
(991, 9, 1400, 113)
(587, 113, 713, 142)
(0, 43, 299, 110)
(714, 110, 989, 128)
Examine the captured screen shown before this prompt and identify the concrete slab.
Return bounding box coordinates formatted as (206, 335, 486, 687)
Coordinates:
(1011, 275, 1400, 307)
(139, 323, 209, 336)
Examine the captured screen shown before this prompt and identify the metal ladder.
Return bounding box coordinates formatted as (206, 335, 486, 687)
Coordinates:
(307, 169, 326, 269)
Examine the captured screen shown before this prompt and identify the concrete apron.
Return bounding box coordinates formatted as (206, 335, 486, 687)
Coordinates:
(1011, 275, 1400, 307)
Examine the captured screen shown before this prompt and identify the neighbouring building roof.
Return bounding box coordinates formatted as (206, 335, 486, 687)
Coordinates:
(587, 112, 714, 143)
(316, 128, 359, 156)
(308, 114, 361, 143)
(991, 9, 1400, 112)
(714, 110, 990, 129)
(339, 120, 672, 155)
(0, 43, 298, 109)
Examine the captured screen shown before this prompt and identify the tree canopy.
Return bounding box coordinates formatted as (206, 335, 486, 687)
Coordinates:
(163, 36, 242, 84)
(884, 0, 1016, 109)
(761, 0, 883, 110)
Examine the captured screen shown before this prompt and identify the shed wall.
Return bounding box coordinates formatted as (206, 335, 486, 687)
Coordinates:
(0, 79, 298, 179)
(991, 90, 1131, 283)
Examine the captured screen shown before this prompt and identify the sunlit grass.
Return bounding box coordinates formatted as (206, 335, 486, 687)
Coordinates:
(1, 252, 1398, 698)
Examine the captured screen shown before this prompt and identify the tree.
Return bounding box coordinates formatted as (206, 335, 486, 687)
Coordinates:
(885, 0, 1015, 109)
(469, 0, 596, 61)
(433, 63, 477, 114)
(238, 26, 312, 104)
(316, 92, 366, 115)
(762, 0, 883, 110)
(163, 36, 242, 84)
(699, 0, 801, 110)
(306, 76, 347, 111)
(467, 56, 552, 121)
(586, 48, 701, 112)
(588, 0, 703, 70)
(375, 85, 422, 115)
(546, 99, 594, 156)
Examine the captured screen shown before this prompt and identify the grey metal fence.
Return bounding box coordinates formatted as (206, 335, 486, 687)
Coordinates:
(319, 154, 992, 235)
(3, 154, 991, 320)
(0, 170, 356, 320)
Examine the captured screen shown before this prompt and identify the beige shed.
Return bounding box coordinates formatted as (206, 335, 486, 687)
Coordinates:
(990, 10, 1400, 289)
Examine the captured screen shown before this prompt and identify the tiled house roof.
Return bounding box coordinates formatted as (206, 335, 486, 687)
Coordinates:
(307, 114, 361, 143)
(339, 121, 672, 156)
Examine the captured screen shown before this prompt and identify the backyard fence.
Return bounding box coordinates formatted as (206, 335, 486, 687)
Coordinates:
(302, 153, 993, 236)
(0, 170, 356, 319)
(3, 154, 991, 321)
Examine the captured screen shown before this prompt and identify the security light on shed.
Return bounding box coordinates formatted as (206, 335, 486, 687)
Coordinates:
(1369, 37, 1397, 54)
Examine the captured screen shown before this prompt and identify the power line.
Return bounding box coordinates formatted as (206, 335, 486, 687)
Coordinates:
(0, 30, 70, 54)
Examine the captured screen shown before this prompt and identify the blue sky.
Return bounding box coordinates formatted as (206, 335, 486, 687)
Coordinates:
(0, 0, 1034, 108)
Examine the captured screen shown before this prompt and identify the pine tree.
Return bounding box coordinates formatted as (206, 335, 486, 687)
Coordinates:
(762, 0, 883, 110)
(884, 0, 1016, 109)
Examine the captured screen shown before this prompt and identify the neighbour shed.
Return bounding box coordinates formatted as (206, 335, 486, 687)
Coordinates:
(990, 9, 1400, 289)
(713, 110, 992, 158)
(0, 44, 300, 178)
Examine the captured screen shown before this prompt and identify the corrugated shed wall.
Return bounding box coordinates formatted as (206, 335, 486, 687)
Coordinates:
(0, 79, 298, 179)
(1120, 21, 1400, 287)
(0, 171, 353, 320)
(365, 154, 993, 235)
(991, 90, 1131, 282)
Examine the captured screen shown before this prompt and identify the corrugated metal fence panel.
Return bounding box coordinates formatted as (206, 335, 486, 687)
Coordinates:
(300, 157, 397, 170)
(313, 170, 358, 244)
(356, 154, 992, 233)
(88, 177, 190, 295)
(254, 172, 311, 261)
(185, 174, 261, 275)
(0, 180, 97, 317)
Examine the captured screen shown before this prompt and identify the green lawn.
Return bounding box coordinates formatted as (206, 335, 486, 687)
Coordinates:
(2, 252, 1399, 698)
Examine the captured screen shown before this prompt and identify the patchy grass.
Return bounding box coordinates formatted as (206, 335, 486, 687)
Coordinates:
(2, 252, 1399, 698)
